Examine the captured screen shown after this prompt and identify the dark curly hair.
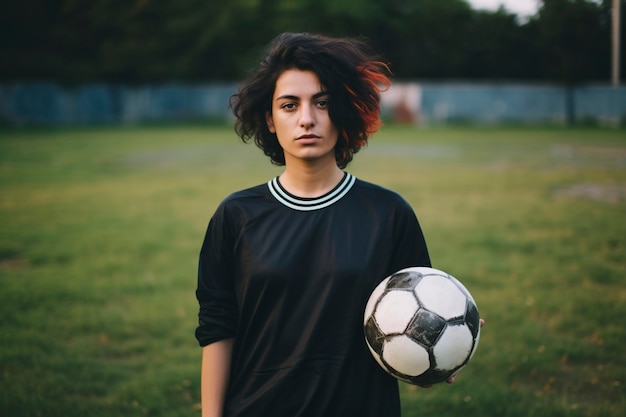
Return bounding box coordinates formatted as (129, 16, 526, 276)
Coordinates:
(230, 32, 391, 169)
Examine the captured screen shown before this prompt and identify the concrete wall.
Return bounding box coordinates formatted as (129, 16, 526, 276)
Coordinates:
(2, 82, 624, 126)
(383, 83, 626, 125)
(0, 84, 235, 126)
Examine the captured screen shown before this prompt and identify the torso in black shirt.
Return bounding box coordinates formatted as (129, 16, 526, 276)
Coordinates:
(196, 173, 430, 417)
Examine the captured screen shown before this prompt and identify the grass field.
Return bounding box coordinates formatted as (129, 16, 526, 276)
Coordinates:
(0, 124, 624, 417)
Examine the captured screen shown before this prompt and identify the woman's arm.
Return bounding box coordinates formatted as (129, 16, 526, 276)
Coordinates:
(201, 338, 234, 417)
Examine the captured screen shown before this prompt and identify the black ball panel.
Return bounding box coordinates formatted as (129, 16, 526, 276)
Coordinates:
(386, 271, 423, 290)
(364, 316, 385, 355)
(406, 309, 446, 347)
(409, 367, 455, 386)
(465, 300, 480, 338)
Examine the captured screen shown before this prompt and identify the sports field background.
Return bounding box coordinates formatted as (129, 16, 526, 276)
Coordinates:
(0, 124, 624, 416)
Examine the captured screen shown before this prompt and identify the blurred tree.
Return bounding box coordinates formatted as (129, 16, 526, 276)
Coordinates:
(386, 0, 475, 78)
(0, 0, 617, 83)
(93, 0, 264, 82)
(0, 1, 66, 81)
(529, 0, 613, 84)
(462, 9, 538, 79)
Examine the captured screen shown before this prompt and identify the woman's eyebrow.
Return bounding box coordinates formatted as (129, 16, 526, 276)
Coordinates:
(275, 91, 329, 101)
(275, 94, 299, 101)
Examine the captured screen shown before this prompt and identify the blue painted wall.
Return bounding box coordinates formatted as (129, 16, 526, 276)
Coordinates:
(1, 83, 624, 126)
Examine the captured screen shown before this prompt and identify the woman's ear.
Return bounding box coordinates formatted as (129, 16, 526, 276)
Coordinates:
(266, 112, 276, 133)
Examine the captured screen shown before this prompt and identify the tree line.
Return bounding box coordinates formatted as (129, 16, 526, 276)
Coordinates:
(0, 0, 621, 85)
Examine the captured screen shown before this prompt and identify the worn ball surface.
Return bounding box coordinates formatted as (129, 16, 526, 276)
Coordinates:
(364, 267, 480, 385)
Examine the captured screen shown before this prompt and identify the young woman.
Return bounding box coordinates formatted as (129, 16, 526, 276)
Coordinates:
(196, 32, 441, 417)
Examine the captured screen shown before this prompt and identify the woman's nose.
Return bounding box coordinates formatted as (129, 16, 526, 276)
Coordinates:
(299, 104, 315, 128)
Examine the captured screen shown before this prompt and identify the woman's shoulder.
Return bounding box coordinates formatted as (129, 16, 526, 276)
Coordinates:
(215, 183, 271, 214)
(223, 183, 268, 201)
(205, 183, 273, 230)
(353, 177, 410, 205)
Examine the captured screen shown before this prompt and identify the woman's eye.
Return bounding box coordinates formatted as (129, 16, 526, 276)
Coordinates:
(282, 103, 297, 110)
(316, 100, 329, 108)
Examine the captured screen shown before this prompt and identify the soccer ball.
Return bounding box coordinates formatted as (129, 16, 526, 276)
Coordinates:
(364, 267, 480, 386)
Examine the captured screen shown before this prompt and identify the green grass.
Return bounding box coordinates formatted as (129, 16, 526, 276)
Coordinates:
(1, 124, 624, 417)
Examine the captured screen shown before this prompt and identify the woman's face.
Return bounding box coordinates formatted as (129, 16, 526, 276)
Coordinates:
(266, 69, 339, 167)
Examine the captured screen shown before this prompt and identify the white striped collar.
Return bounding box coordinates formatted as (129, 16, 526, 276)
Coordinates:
(267, 173, 356, 211)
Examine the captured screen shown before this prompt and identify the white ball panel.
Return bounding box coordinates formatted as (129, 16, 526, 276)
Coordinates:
(364, 277, 389, 324)
(374, 291, 418, 334)
(414, 275, 467, 319)
(383, 335, 430, 376)
(433, 325, 473, 370)
(407, 266, 448, 278)
(448, 274, 476, 304)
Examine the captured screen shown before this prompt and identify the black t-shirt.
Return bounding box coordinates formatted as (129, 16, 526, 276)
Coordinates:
(196, 173, 431, 417)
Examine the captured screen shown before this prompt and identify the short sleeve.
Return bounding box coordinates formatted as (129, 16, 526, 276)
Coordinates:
(388, 198, 431, 273)
(195, 202, 239, 346)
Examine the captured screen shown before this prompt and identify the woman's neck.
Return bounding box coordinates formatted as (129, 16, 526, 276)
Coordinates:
(279, 161, 345, 198)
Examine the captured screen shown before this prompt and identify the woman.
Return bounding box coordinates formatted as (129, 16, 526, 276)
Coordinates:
(196, 32, 434, 417)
